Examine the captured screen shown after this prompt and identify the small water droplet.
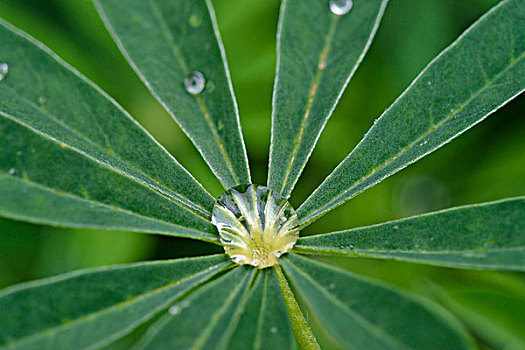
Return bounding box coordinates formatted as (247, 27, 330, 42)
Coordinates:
(16, 151, 22, 156)
(168, 305, 181, 315)
(184, 71, 206, 95)
(0, 63, 8, 81)
(329, 283, 336, 289)
(329, 0, 353, 15)
(270, 326, 278, 334)
(8, 168, 15, 175)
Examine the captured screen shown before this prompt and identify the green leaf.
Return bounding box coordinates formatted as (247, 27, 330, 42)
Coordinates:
(0, 20, 218, 242)
(267, 0, 387, 198)
(93, 0, 251, 189)
(281, 254, 474, 350)
(136, 266, 253, 349)
(0, 255, 229, 350)
(297, 0, 525, 226)
(295, 197, 525, 271)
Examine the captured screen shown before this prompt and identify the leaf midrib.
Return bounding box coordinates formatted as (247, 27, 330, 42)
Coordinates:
(300, 49, 525, 226)
(0, 262, 228, 350)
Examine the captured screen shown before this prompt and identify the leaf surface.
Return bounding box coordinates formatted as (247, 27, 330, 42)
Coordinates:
(298, 0, 525, 225)
(94, 0, 251, 189)
(296, 197, 525, 271)
(281, 254, 474, 350)
(0, 255, 229, 350)
(268, 0, 387, 198)
(0, 20, 218, 241)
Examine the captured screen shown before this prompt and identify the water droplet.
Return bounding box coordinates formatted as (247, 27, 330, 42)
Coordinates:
(16, 151, 22, 156)
(168, 305, 181, 315)
(270, 326, 278, 334)
(0, 63, 8, 81)
(8, 168, 15, 175)
(184, 71, 206, 95)
(212, 184, 300, 269)
(329, 0, 353, 15)
(329, 283, 336, 289)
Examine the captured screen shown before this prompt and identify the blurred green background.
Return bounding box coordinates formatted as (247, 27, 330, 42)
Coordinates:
(1, 0, 524, 348)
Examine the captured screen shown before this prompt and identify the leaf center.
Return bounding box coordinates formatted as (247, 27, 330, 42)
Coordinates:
(212, 184, 299, 268)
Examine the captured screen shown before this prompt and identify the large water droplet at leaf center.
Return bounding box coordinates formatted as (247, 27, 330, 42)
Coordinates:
(212, 184, 299, 268)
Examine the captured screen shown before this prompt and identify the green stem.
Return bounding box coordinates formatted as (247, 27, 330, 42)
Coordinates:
(274, 264, 320, 350)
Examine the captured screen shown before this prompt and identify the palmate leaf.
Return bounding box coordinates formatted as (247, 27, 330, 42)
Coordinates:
(0, 1, 523, 350)
(0, 255, 229, 350)
(0, 19, 218, 243)
(136, 267, 294, 349)
(295, 197, 525, 271)
(297, 0, 525, 226)
(268, 0, 387, 198)
(281, 254, 474, 350)
(93, 0, 251, 189)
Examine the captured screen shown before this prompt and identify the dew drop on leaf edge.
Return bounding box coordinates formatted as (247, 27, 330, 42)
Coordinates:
(184, 71, 206, 95)
(329, 0, 353, 16)
(0, 62, 8, 81)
